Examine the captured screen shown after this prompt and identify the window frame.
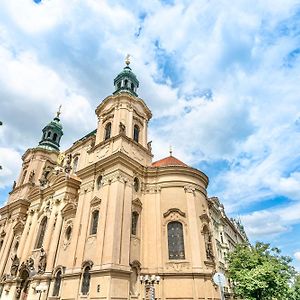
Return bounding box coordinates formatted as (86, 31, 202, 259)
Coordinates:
(52, 269, 62, 297)
(167, 221, 185, 260)
(133, 124, 140, 143)
(90, 210, 99, 235)
(81, 266, 91, 296)
(35, 216, 48, 249)
(104, 122, 112, 140)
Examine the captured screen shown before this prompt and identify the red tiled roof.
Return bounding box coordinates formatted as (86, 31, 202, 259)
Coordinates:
(152, 156, 188, 167)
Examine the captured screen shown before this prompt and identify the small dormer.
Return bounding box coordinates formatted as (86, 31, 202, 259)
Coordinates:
(113, 55, 139, 97)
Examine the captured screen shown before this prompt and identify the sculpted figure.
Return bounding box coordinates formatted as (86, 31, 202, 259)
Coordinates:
(38, 247, 47, 274)
(64, 154, 72, 174)
(147, 141, 152, 152)
(29, 170, 35, 183)
(10, 254, 20, 277)
(27, 257, 34, 271)
(119, 122, 126, 135)
(39, 166, 52, 187)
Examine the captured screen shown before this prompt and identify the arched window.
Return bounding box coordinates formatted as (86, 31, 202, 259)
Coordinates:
(133, 125, 139, 143)
(53, 133, 58, 142)
(47, 131, 51, 138)
(90, 210, 99, 235)
(36, 217, 48, 249)
(167, 221, 185, 260)
(131, 212, 139, 235)
(104, 122, 111, 140)
(81, 266, 91, 295)
(52, 270, 62, 296)
(131, 83, 134, 91)
(73, 156, 79, 174)
(117, 82, 121, 89)
(124, 79, 128, 87)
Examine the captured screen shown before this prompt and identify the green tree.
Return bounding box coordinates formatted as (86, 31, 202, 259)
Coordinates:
(226, 242, 295, 300)
(289, 274, 300, 300)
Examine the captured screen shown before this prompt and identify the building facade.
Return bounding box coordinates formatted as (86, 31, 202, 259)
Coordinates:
(0, 60, 247, 300)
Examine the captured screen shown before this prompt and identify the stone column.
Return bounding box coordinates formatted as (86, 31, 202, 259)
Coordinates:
(120, 180, 132, 266)
(45, 212, 63, 272)
(128, 108, 133, 139)
(0, 222, 14, 276)
(43, 207, 57, 253)
(142, 119, 147, 148)
(185, 187, 202, 270)
(17, 214, 32, 259)
(21, 211, 38, 262)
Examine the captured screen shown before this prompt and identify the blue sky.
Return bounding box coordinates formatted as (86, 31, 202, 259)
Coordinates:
(1, 0, 300, 269)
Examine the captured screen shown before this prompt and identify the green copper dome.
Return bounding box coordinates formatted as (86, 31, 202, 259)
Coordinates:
(38, 109, 63, 152)
(113, 58, 139, 97)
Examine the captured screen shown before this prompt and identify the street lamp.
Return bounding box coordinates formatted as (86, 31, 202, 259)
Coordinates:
(140, 275, 160, 300)
(35, 284, 48, 300)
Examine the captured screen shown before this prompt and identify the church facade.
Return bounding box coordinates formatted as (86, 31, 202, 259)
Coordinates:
(0, 60, 247, 300)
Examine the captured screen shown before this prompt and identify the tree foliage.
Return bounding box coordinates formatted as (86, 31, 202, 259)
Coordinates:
(227, 242, 296, 300)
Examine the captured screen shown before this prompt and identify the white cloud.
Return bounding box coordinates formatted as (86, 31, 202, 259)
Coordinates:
(0, 148, 22, 189)
(294, 252, 300, 261)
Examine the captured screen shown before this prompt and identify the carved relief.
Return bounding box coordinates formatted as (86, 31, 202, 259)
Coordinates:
(96, 145, 110, 159)
(165, 261, 190, 272)
(144, 184, 161, 194)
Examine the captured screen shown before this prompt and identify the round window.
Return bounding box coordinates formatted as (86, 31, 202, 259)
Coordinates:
(133, 177, 140, 192)
(65, 226, 72, 240)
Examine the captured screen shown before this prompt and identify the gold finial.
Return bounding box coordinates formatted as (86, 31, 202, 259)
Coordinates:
(169, 145, 173, 156)
(125, 54, 130, 66)
(56, 105, 62, 118)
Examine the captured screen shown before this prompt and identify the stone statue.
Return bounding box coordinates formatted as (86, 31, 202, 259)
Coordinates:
(206, 243, 214, 260)
(27, 257, 35, 271)
(147, 141, 152, 152)
(10, 254, 20, 277)
(57, 153, 65, 166)
(64, 154, 72, 174)
(119, 122, 126, 135)
(39, 166, 52, 187)
(38, 247, 47, 274)
(29, 170, 35, 183)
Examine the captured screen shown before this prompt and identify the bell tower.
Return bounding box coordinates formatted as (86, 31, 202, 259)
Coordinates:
(38, 106, 63, 151)
(113, 55, 139, 97)
(94, 57, 152, 165)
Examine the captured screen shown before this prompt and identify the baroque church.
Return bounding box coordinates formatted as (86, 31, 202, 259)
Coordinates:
(0, 58, 247, 300)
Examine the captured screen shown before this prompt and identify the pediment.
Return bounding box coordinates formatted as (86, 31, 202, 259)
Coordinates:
(90, 196, 101, 206)
(62, 203, 77, 218)
(13, 221, 25, 234)
(163, 208, 186, 218)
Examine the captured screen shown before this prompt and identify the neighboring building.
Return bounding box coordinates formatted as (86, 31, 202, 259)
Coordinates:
(0, 59, 247, 300)
(208, 197, 248, 298)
